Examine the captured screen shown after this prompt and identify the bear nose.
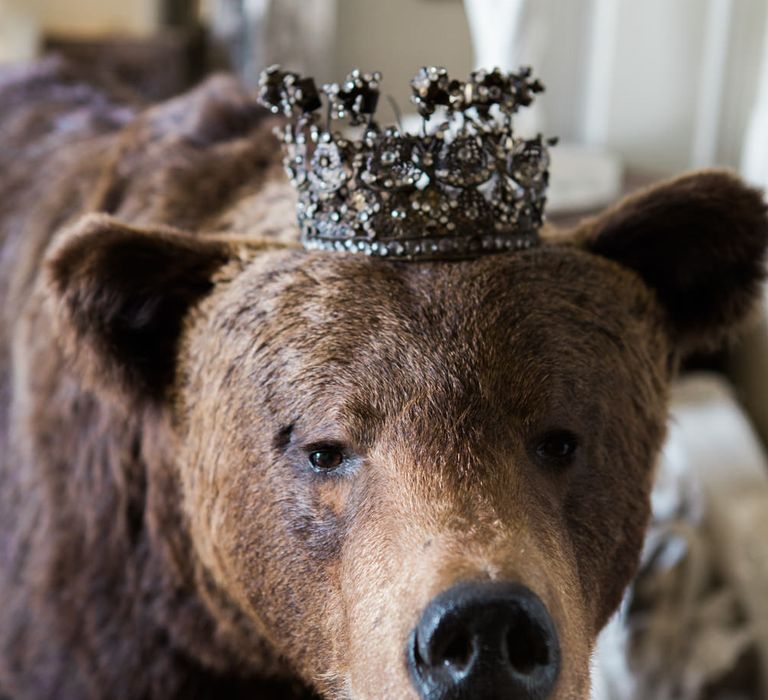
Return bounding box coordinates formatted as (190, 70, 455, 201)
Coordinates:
(407, 581, 560, 700)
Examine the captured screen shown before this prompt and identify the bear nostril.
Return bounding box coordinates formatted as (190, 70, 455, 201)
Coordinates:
(505, 610, 550, 674)
(437, 629, 475, 672)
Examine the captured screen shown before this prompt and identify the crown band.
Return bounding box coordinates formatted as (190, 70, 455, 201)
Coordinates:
(258, 65, 554, 261)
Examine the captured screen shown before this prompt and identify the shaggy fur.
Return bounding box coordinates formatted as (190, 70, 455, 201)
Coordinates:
(1, 60, 766, 700)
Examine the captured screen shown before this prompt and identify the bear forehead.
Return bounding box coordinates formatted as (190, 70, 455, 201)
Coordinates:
(226, 244, 659, 345)
(192, 245, 666, 442)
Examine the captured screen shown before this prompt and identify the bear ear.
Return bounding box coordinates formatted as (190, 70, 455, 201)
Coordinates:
(574, 170, 768, 354)
(47, 213, 267, 403)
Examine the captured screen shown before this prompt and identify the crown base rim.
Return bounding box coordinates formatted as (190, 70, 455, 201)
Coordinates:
(301, 230, 539, 261)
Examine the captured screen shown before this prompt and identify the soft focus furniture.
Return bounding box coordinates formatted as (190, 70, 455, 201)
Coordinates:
(729, 288, 768, 450)
(592, 353, 768, 698)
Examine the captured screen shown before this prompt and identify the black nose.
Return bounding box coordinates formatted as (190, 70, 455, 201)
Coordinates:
(407, 581, 560, 700)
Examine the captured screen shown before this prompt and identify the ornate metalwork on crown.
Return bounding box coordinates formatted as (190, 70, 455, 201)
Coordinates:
(258, 64, 555, 261)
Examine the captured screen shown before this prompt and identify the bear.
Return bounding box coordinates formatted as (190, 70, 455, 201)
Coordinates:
(0, 57, 766, 700)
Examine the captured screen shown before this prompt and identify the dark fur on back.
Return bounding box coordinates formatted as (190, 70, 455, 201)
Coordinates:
(0, 59, 312, 700)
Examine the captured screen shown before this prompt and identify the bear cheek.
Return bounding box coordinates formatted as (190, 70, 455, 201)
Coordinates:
(561, 400, 667, 633)
(336, 502, 435, 697)
(182, 437, 348, 674)
(171, 402, 339, 676)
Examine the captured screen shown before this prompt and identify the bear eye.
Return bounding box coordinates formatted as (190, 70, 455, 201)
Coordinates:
(533, 430, 579, 468)
(308, 446, 345, 472)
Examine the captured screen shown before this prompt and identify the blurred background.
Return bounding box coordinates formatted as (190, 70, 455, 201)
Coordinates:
(3, 0, 768, 185)
(2, 1, 768, 698)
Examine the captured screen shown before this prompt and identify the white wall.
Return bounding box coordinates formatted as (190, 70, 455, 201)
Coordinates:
(334, 0, 473, 119)
(333, 0, 768, 175)
(599, 0, 707, 173)
(592, 0, 765, 173)
(721, 0, 768, 172)
(24, 0, 159, 36)
(0, 1, 40, 62)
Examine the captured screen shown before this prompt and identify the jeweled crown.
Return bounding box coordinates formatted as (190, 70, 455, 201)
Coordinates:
(258, 65, 554, 260)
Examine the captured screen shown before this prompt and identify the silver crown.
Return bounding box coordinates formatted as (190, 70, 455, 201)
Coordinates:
(258, 65, 555, 260)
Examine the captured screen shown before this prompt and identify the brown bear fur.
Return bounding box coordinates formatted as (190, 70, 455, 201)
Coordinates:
(1, 59, 766, 699)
